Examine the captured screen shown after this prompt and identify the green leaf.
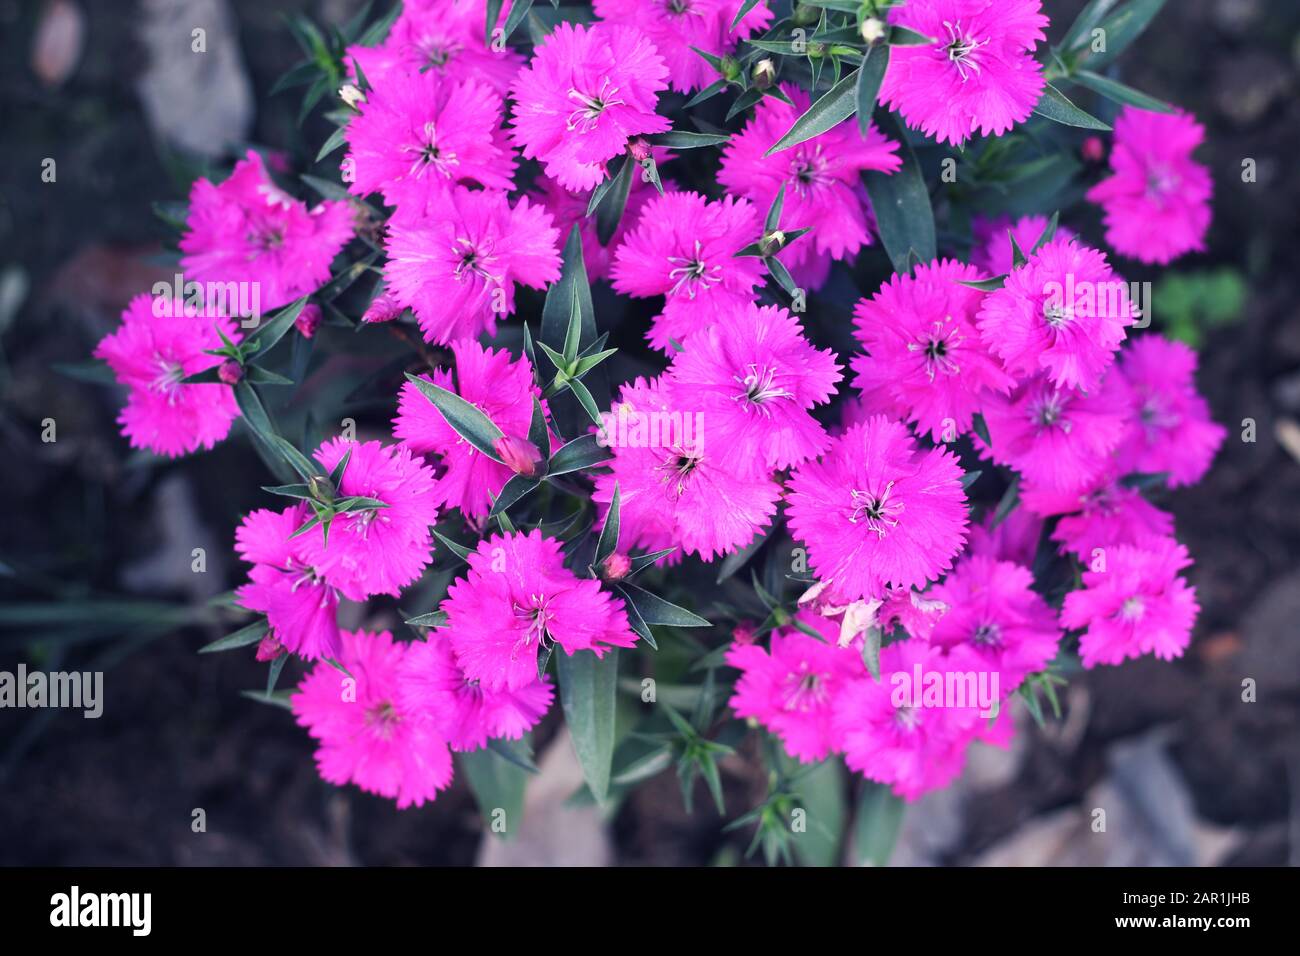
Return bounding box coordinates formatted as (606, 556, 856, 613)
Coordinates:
(716, 527, 769, 584)
(316, 124, 349, 163)
(594, 482, 621, 568)
(239, 689, 295, 711)
(1080, 0, 1167, 71)
(627, 548, 677, 576)
(485, 0, 503, 45)
(244, 296, 309, 359)
(265, 653, 289, 697)
(404, 373, 505, 462)
(730, 0, 763, 30)
(619, 589, 658, 651)
(1072, 69, 1174, 113)
(1061, 0, 1123, 52)
(458, 745, 529, 840)
(854, 782, 905, 866)
(432, 529, 474, 562)
(684, 78, 729, 109)
(957, 275, 1007, 292)
(404, 610, 448, 629)
(860, 626, 882, 681)
(540, 227, 600, 437)
(765, 68, 858, 155)
(546, 434, 613, 477)
(1031, 210, 1060, 253)
(555, 648, 620, 804)
(791, 757, 848, 867)
(53, 360, 118, 386)
(960, 470, 983, 491)
(198, 619, 268, 654)
(486, 736, 541, 775)
(262, 483, 314, 500)
(971, 412, 991, 446)
(862, 110, 935, 272)
(766, 256, 800, 298)
(527, 396, 550, 459)
(648, 131, 731, 149)
(854, 44, 889, 137)
(564, 377, 604, 427)
(618, 583, 710, 628)
(1032, 83, 1111, 131)
(489, 474, 540, 516)
(764, 182, 786, 234)
(595, 153, 634, 245)
(888, 25, 934, 46)
(991, 474, 1021, 528)
(499, 0, 534, 42)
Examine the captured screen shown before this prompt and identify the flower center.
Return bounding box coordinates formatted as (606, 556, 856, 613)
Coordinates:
(452, 236, 502, 284)
(734, 363, 793, 413)
(780, 666, 829, 712)
(666, 0, 696, 13)
(365, 700, 400, 737)
(907, 318, 963, 380)
(788, 145, 828, 196)
(566, 77, 624, 133)
(972, 621, 1002, 647)
(657, 447, 703, 499)
(403, 121, 460, 178)
(512, 593, 555, 651)
(666, 239, 722, 298)
(1144, 163, 1181, 202)
(848, 481, 905, 538)
(943, 20, 988, 82)
(417, 36, 462, 68)
(895, 704, 920, 730)
(1030, 391, 1072, 433)
(1042, 299, 1073, 328)
(151, 357, 185, 403)
(1120, 596, 1146, 621)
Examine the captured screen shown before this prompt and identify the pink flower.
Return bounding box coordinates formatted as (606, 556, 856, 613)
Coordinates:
(718, 83, 900, 282)
(444, 530, 639, 691)
(347, 0, 524, 95)
(509, 21, 670, 191)
(879, 0, 1048, 146)
(1061, 536, 1199, 668)
(295, 438, 440, 600)
(292, 629, 453, 809)
(384, 185, 560, 344)
(786, 416, 969, 602)
(593, 0, 772, 93)
(833, 640, 992, 801)
(94, 293, 242, 458)
(1086, 106, 1212, 264)
(976, 236, 1135, 392)
(1020, 471, 1174, 559)
(978, 372, 1131, 493)
(665, 301, 842, 472)
(928, 555, 1060, 694)
(971, 214, 1075, 276)
(592, 376, 782, 562)
(610, 190, 764, 350)
(179, 150, 355, 310)
(1113, 335, 1225, 486)
(394, 339, 546, 519)
(851, 259, 1015, 442)
(235, 506, 342, 661)
(725, 628, 862, 762)
(398, 635, 553, 751)
(345, 70, 516, 208)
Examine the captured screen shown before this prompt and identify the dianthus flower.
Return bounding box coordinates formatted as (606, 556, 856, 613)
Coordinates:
(970, 213, 1075, 276)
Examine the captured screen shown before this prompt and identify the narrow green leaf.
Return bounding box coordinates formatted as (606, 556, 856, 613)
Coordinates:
(433, 529, 475, 563)
(1072, 69, 1174, 113)
(765, 182, 786, 234)
(862, 110, 936, 272)
(244, 296, 309, 358)
(595, 153, 634, 245)
(198, 620, 268, 654)
(556, 648, 620, 803)
(619, 583, 710, 628)
(594, 482, 621, 568)
(854, 45, 889, 137)
(404, 373, 505, 462)
(404, 610, 448, 629)
(765, 68, 858, 155)
(1080, 0, 1167, 71)
(854, 782, 905, 866)
(729, 0, 762, 31)
(489, 474, 541, 516)
(1032, 83, 1112, 131)
(458, 745, 529, 840)
(546, 433, 612, 477)
(648, 131, 731, 149)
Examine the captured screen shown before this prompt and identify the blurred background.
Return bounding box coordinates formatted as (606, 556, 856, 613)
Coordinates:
(1, 0, 1298, 865)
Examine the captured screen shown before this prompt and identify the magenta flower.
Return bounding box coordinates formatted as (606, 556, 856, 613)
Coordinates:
(851, 259, 1015, 442)
(179, 150, 355, 310)
(879, 0, 1048, 147)
(966, 507, 1042, 567)
(292, 629, 453, 809)
(928, 555, 1060, 694)
(977, 236, 1136, 393)
(345, 70, 516, 208)
(347, 0, 524, 95)
(394, 338, 547, 520)
(978, 372, 1131, 493)
(532, 170, 668, 282)
(970, 214, 1075, 276)
(593, 0, 772, 93)
(296, 438, 440, 601)
(610, 190, 764, 350)
(1086, 106, 1212, 264)
(592, 376, 782, 562)
(94, 293, 242, 458)
(786, 416, 969, 602)
(235, 506, 342, 661)
(666, 301, 842, 472)
(509, 21, 670, 191)
(725, 628, 862, 763)
(398, 634, 553, 751)
(832, 640, 993, 801)
(718, 83, 900, 282)
(1061, 537, 1199, 668)
(1020, 471, 1174, 560)
(444, 530, 639, 691)
(384, 185, 560, 344)
(1113, 335, 1225, 486)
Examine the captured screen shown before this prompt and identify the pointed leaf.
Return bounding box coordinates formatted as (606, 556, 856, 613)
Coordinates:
(765, 68, 858, 155)
(404, 373, 505, 462)
(555, 648, 619, 803)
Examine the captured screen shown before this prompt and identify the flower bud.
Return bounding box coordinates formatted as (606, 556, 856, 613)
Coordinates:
(1081, 136, 1105, 163)
(255, 633, 285, 662)
(493, 434, 545, 477)
(758, 230, 786, 257)
(721, 56, 742, 83)
(339, 84, 366, 109)
(792, 3, 820, 26)
(295, 303, 322, 339)
(627, 137, 651, 164)
(218, 359, 243, 385)
(598, 552, 632, 583)
(307, 474, 336, 505)
(860, 17, 887, 44)
(752, 58, 776, 90)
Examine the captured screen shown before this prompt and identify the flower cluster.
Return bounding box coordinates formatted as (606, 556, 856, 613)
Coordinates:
(96, 0, 1226, 834)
